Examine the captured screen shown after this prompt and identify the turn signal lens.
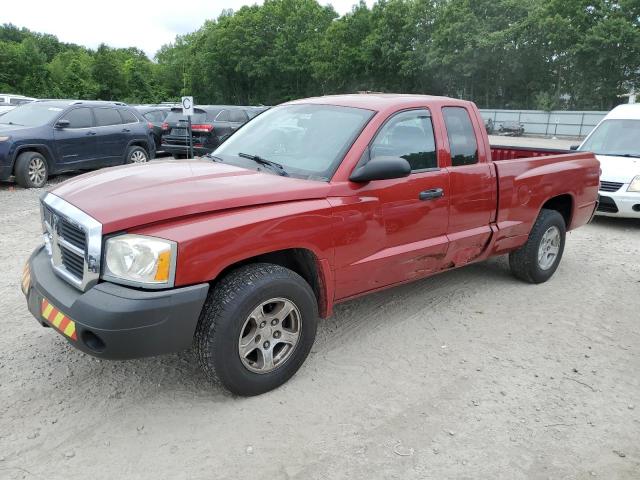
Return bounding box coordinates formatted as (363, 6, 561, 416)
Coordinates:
(154, 250, 172, 282)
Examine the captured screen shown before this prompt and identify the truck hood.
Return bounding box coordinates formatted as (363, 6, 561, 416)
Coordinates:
(597, 154, 640, 184)
(51, 159, 331, 233)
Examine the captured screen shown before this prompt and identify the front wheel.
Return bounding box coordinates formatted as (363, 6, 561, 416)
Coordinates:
(509, 209, 566, 284)
(194, 263, 318, 396)
(14, 151, 49, 188)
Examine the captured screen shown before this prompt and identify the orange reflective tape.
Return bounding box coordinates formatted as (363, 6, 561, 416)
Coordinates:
(42, 303, 54, 320)
(63, 322, 76, 340)
(58, 316, 70, 333)
(52, 312, 64, 328)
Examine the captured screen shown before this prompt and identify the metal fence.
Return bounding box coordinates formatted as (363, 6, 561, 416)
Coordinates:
(479, 109, 608, 139)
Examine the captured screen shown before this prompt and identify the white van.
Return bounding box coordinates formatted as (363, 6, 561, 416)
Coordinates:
(578, 104, 640, 218)
(0, 94, 36, 114)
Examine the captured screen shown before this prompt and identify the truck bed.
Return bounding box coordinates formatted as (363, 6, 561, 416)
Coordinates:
(488, 149, 600, 254)
(490, 145, 570, 160)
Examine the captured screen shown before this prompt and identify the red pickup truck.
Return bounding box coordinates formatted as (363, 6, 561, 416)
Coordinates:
(22, 94, 599, 395)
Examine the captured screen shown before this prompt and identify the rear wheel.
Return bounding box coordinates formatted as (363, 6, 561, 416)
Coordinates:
(14, 151, 48, 188)
(126, 146, 149, 164)
(195, 263, 318, 396)
(509, 209, 566, 283)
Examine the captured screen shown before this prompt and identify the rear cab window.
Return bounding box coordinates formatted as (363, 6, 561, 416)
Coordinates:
(442, 107, 478, 166)
(371, 109, 437, 172)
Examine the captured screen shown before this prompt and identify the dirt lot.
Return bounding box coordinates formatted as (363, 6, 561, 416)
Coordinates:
(1, 175, 639, 480)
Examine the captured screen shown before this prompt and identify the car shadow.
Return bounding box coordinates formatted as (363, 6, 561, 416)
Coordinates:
(590, 216, 640, 230)
(35, 255, 517, 401)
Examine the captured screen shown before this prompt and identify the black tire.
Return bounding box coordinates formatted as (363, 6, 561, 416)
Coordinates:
(509, 209, 566, 284)
(125, 145, 149, 164)
(195, 263, 318, 396)
(14, 151, 49, 188)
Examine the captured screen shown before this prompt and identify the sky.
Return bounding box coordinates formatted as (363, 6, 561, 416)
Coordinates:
(3, 0, 374, 59)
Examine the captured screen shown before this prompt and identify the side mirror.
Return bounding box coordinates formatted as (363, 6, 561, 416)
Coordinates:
(570, 144, 580, 151)
(55, 119, 70, 129)
(350, 156, 411, 183)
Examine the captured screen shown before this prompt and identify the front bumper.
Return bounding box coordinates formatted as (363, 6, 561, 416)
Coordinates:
(24, 246, 209, 360)
(596, 189, 640, 218)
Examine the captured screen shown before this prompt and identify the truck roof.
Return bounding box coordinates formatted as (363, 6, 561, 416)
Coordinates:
(605, 103, 640, 120)
(286, 93, 473, 112)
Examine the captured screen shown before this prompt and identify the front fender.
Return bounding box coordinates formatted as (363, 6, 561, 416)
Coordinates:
(129, 199, 336, 287)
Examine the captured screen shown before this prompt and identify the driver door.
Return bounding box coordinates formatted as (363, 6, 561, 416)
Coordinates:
(333, 109, 450, 298)
(53, 107, 98, 168)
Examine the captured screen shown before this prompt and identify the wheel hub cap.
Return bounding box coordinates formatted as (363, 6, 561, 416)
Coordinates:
(238, 298, 301, 374)
(131, 151, 147, 163)
(537, 226, 561, 270)
(28, 158, 46, 185)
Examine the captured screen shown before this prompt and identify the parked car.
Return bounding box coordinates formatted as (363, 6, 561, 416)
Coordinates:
(0, 93, 36, 108)
(498, 120, 525, 136)
(0, 100, 154, 188)
(134, 105, 172, 151)
(22, 94, 599, 396)
(161, 105, 267, 158)
(575, 103, 640, 218)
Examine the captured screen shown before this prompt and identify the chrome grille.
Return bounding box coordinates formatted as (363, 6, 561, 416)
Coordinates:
(599, 181, 624, 193)
(41, 193, 102, 291)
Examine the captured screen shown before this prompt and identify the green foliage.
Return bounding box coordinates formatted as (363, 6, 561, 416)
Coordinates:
(1, 0, 639, 110)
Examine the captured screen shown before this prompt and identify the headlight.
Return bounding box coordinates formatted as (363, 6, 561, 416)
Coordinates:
(0, 136, 10, 142)
(103, 234, 176, 288)
(628, 175, 640, 193)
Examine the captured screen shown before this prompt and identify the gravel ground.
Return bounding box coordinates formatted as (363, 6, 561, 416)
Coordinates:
(0, 172, 639, 480)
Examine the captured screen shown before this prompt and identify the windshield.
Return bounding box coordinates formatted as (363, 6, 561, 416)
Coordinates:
(214, 104, 374, 180)
(0, 103, 65, 126)
(580, 119, 640, 157)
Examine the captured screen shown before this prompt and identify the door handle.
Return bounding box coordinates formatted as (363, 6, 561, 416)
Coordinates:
(122, 128, 130, 132)
(419, 188, 444, 201)
(86, 131, 97, 136)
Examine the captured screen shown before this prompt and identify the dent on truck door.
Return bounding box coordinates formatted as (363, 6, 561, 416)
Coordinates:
(332, 109, 451, 299)
(441, 106, 494, 266)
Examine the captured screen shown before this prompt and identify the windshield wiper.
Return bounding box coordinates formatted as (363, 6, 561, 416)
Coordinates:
(203, 153, 225, 162)
(596, 152, 640, 158)
(238, 152, 289, 177)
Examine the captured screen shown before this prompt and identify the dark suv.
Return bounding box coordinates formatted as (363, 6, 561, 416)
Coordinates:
(0, 100, 154, 188)
(161, 105, 267, 158)
(134, 105, 174, 151)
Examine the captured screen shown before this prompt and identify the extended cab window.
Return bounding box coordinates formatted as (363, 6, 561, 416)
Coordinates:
(94, 108, 122, 126)
(371, 110, 437, 171)
(65, 107, 93, 128)
(443, 107, 478, 166)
